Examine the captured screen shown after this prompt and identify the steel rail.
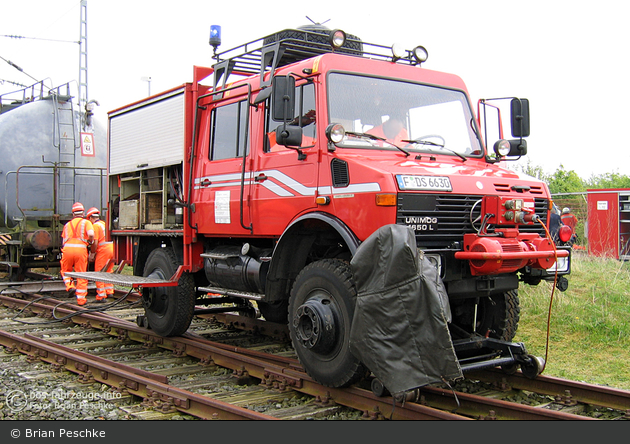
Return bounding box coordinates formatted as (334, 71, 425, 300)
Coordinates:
(7, 291, 621, 420)
(417, 386, 598, 420)
(0, 292, 466, 420)
(466, 369, 630, 412)
(0, 328, 276, 420)
(104, 320, 467, 420)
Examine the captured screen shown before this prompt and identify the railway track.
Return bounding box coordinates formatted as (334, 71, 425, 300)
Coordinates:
(1, 276, 628, 420)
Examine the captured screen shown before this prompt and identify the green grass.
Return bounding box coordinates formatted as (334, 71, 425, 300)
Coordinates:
(516, 252, 630, 390)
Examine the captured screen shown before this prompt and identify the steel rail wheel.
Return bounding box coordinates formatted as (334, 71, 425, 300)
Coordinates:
(142, 247, 195, 337)
(288, 259, 367, 388)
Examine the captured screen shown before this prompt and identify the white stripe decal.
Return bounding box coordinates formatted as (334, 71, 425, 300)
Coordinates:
(317, 183, 381, 194)
(260, 181, 295, 197)
(261, 170, 316, 196)
(194, 170, 380, 197)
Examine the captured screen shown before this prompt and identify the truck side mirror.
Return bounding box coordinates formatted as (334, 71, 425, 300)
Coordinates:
(275, 124, 303, 147)
(511, 98, 530, 138)
(272, 75, 295, 122)
(508, 139, 527, 156)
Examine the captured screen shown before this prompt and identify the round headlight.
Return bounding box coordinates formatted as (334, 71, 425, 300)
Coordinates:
(326, 123, 346, 143)
(412, 46, 428, 63)
(494, 139, 511, 157)
(391, 43, 406, 60)
(330, 30, 346, 49)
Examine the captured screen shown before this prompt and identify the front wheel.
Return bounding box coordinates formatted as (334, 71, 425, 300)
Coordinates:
(288, 259, 367, 388)
(142, 247, 195, 337)
(451, 290, 520, 341)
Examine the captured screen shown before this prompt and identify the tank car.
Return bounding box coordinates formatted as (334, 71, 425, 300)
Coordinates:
(0, 82, 106, 279)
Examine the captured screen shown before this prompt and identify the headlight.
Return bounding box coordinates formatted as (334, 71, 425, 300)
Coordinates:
(494, 139, 511, 157)
(329, 29, 346, 49)
(412, 46, 428, 63)
(326, 123, 345, 143)
(391, 43, 406, 60)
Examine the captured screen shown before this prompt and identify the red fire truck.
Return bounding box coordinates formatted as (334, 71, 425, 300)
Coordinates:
(74, 25, 571, 389)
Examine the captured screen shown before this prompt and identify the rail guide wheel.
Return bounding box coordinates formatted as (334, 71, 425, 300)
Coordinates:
(371, 378, 390, 398)
(520, 354, 546, 379)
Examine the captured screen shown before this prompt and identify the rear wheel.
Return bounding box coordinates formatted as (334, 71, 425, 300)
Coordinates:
(451, 290, 521, 341)
(142, 247, 195, 337)
(288, 259, 367, 388)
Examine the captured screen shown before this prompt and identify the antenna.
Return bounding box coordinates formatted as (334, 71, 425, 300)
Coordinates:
(305, 16, 330, 25)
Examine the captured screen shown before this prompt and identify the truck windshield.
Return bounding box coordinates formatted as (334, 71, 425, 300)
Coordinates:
(327, 73, 483, 157)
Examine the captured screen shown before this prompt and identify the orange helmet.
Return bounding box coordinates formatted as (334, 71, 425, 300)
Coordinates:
(72, 202, 84, 214)
(86, 207, 100, 218)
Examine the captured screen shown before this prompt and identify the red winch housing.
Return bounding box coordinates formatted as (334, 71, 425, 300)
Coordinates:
(456, 230, 564, 275)
(455, 196, 569, 275)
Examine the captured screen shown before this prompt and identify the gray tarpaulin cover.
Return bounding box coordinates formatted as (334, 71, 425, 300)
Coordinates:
(349, 224, 462, 394)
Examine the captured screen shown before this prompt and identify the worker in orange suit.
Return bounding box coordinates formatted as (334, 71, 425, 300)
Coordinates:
(367, 116, 409, 145)
(60, 202, 95, 305)
(86, 207, 114, 301)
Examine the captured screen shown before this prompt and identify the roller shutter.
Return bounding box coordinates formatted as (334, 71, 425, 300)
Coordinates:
(109, 88, 185, 174)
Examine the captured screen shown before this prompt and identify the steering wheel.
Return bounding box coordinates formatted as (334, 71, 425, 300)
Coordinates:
(413, 134, 446, 146)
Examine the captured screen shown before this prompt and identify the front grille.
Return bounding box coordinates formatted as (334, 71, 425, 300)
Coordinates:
(397, 193, 548, 249)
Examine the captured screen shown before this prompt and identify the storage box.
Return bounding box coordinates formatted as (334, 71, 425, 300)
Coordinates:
(144, 169, 162, 191)
(119, 200, 139, 229)
(145, 194, 163, 224)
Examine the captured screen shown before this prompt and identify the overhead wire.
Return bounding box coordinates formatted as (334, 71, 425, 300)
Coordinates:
(0, 55, 41, 84)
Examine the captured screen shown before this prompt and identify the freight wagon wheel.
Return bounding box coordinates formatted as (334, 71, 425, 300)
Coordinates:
(142, 248, 195, 337)
(9, 265, 26, 282)
(289, 259, 367, 388)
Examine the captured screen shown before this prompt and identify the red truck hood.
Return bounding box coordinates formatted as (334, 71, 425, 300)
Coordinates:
(337, 152, 549, 197)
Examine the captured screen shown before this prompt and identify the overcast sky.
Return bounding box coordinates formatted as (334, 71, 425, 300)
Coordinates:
(1, 0, 627, 180)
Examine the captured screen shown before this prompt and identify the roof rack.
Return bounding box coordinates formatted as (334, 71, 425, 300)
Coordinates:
(210, 27, 426, 89)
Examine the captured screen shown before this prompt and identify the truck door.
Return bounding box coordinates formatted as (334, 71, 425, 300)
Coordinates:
(192, 95, 253, 235)
(251, 81, 319, 235)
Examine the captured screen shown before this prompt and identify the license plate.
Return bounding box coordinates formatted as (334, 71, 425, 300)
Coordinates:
(397, 175, 452, 191)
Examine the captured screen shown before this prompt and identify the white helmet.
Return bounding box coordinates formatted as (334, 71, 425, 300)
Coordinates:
(562, 207, 570, 214)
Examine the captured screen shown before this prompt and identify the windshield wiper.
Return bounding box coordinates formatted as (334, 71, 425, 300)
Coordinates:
(402, 139, 467, 162)
(345, 132, 410, 156)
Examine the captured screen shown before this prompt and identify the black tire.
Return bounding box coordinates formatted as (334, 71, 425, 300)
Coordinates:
(475, 290, 520, 341)
(451, 290, 520, 341)
(142, 247, 195, 337)
(288, 259, 367, 388)
(501, 290, 521, 341)
(257, 300, 288, 324)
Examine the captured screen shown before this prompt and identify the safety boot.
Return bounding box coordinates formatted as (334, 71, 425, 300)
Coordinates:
(96, 295, 107, 302)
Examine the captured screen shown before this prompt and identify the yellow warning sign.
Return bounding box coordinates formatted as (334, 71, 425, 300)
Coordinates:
(80, 132, 95, 157)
